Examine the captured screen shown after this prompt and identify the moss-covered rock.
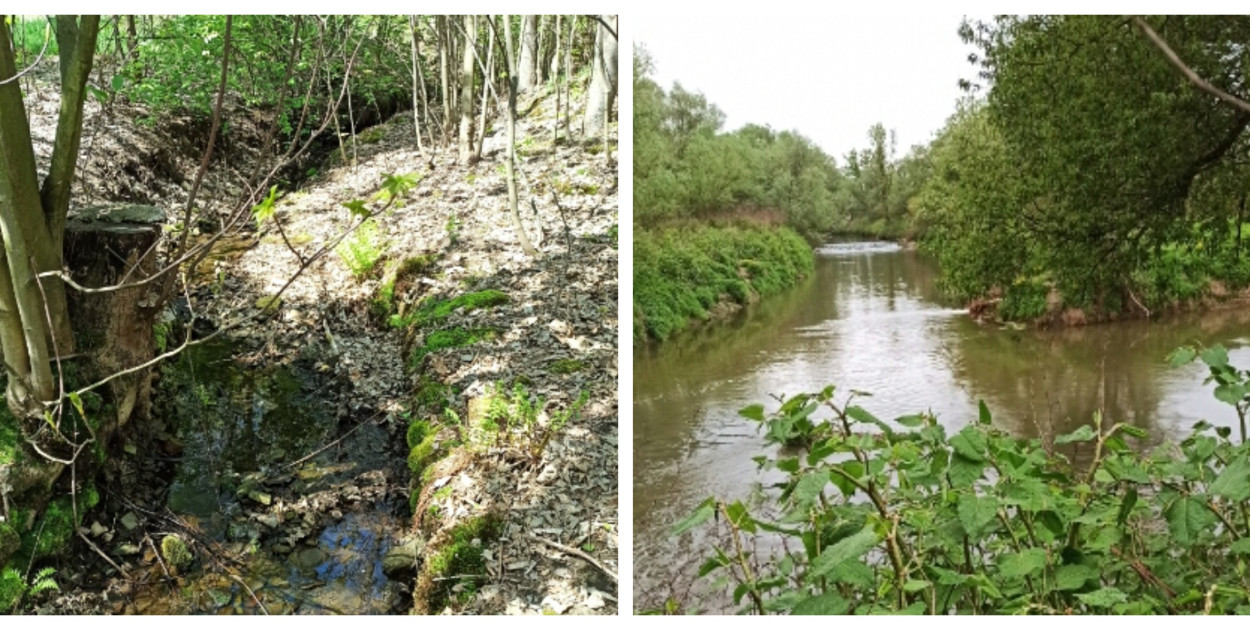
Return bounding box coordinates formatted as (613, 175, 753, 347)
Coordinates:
(0, 523, 19, 565)
(406, 419, 431, 451)
(391, 289, 508, 329)
(160, 534, 193, 570)
(408, 327, 496, 368)
(550, 358, 586, 374)
(0, 567, 24, 611)
(407, 432, 439, 477)
(414, 513, 504, 613)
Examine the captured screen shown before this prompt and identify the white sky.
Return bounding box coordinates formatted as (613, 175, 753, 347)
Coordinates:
(635, 13, 983, 162)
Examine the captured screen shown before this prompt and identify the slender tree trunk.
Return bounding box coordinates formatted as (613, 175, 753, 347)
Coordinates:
(535, 15, 549, 84)
(500, 16, 535, 256)
(563, 16, 574, 139)
(437, 16, 450, 144)
(551, 15, 561, 143)
(458, 15, 477, 163)
(518, 15, 538, 92)
(582, 15, 617, 139)
(408, 15, 424, 153)
(474, 21, 494, 161)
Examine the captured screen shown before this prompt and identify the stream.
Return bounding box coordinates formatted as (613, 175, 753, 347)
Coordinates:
(633, 240, 1250, 610)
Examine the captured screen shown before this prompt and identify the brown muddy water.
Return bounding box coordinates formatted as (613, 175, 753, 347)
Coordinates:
(633, 241, 1250, 611)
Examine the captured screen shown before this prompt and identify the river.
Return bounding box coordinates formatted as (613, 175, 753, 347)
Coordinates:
(632, 240, 1250, 611)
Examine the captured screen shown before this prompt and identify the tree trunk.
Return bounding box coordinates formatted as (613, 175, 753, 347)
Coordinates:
(518, 15, 538, 92)
(458, 15, 477, 164)
(582, 15, 617, 139)
(551, 15, 561, 143)
(501, 16, 535, 256)
(408, 15, 424, 153)
(474, 22, 495, 161)
(437, 16, 450, 144)
(563, 16, 575, 139)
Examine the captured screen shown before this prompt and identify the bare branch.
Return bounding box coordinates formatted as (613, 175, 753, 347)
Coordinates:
(1131, 15, 1250, 114)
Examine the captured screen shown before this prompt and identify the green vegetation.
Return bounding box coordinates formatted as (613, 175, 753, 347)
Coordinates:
(390, 289, 508, 329)
(408, 327, 496, 369)
(0, 567, 58, 612)
(673, 345, 1250, 615)
(407, 431, 439, 477)
(549, 358, 586, 374)
(634, 224, 813, 343)
(473, 383, 589, 461)
(917, 17, 1250, 320)
(160, 535, 193, 570)
(335, 218, 386, 279)
(422, 513, 504, 610)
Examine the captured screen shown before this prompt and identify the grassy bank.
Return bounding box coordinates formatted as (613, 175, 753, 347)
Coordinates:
(634, 223, 814, 344)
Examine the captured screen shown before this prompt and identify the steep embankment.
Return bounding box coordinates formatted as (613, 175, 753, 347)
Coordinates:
(634, 223, 813, 344)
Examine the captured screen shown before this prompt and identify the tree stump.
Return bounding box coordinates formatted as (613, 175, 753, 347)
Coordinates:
(63, 204, 165, 430)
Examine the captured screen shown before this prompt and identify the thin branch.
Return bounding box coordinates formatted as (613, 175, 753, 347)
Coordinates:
(527, 533, 618, 583)
(1131, 16, 1250, 114)
(0, 18, 51, 86)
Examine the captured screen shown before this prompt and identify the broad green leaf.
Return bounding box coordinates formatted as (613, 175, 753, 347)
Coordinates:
(809, 526, 879, 579)
(738, 404, 765, 422)
(957, 493, 999, 538)
(950, 425, 987, 462)
(894, 414, 925, 428)
(1230, 537, 1250, 556)
(724, 501, 756, 534)
(998, 548, 1047, 579)
(903, 579, 931, 593)
(947, 454, 985, 488)
(342, 199, 369, 218)
(1201, 344, 1230, 369)
(1054, 564, 1099, 591)
(1116, 424, 1149, 439)
(1214, 383, 1248, 406)
(670, 497, 716, 536)
(791, 593, 849, 615)
(792, 472, 828, 509)
(978, 399, 992, 425)
(1055, 425, 1097, 444)
(1168, 346, 1196, 367)
(1209, 456, 1250, 502)
(1165, 495, 1217, 547)
(1077, 587, 1128, 608)
(68, 392, 85, 420)
(1116, 487, 1138, 526)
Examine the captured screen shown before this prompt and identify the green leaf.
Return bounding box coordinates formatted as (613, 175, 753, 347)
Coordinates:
(791, 593, 849, 615)
(1201, 344, 1230, 369)
(342, 199, 369, 218)
(738, 404, 765, 422)
(894, 414, 925, 428)
(1055, 425, 1097, 444)
(1165, 495, 1217, 547)
(1168, 346, 1197, 367)
(903, 579, 932, 593)
(252, 185, 279, 223)
(1116, 487, 1138, 526)
(1077, 587, 1127, 608)
(950, 425, 987, 462)
(111, 74, 126, 91)
(978, 399, 992, 425)
(1115, 424, 1149, 439)
(809, 526, 879, 579)
(792, 472, 828, 509)
(947, 454, 985, 488)
(724, 501, 755, 534)
(998, 548, 1047, 579)
(1209, 456, 1250, 502)
(671, 497, 716, 536)
(1214, 383, 1249, 406)
(957, 493, 999, 538)
(1230, 538, 1250, 556)
(1054, 564, 1099, 591)
(68, 392, 85, 420)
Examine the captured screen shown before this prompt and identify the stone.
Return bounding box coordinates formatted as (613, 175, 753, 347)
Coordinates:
(291, 547, 327, 570)
(381, 537, 424, 579)
(120, 512, 139, 531)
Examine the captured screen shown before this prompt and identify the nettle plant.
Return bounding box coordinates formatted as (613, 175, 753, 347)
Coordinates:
(675, 345, 1250, 615)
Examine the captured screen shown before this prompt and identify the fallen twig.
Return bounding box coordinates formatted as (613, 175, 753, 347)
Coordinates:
(526, 533, 617, 583)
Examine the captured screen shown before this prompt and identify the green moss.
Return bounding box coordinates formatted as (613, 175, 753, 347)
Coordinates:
(549, 358, 586, 374)
(414, 381, 451, 412)
(391, 290, 508, 329)
(160, 535, 193, 569)
(424, 513, 504, 610)
(0, 523, 18, 564)
(28, 498, 75, 559)
(407, 432, 439, 476)
(357, 127, 386, 144)
(406, 419, 431, 451)
(370, 278, 396, 320)
(408, 327, 497, 368)
(0, 567, 23, 611)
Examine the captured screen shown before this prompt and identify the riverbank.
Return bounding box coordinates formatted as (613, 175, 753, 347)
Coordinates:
(633, 223, 814, 344)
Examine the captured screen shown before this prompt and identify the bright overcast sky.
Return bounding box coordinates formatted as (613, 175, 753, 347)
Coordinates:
(635, 13, 982, 162)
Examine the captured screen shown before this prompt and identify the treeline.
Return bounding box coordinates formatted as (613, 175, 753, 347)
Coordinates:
(634, 47, 928, 243)
(916, 16, 1250, 320)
